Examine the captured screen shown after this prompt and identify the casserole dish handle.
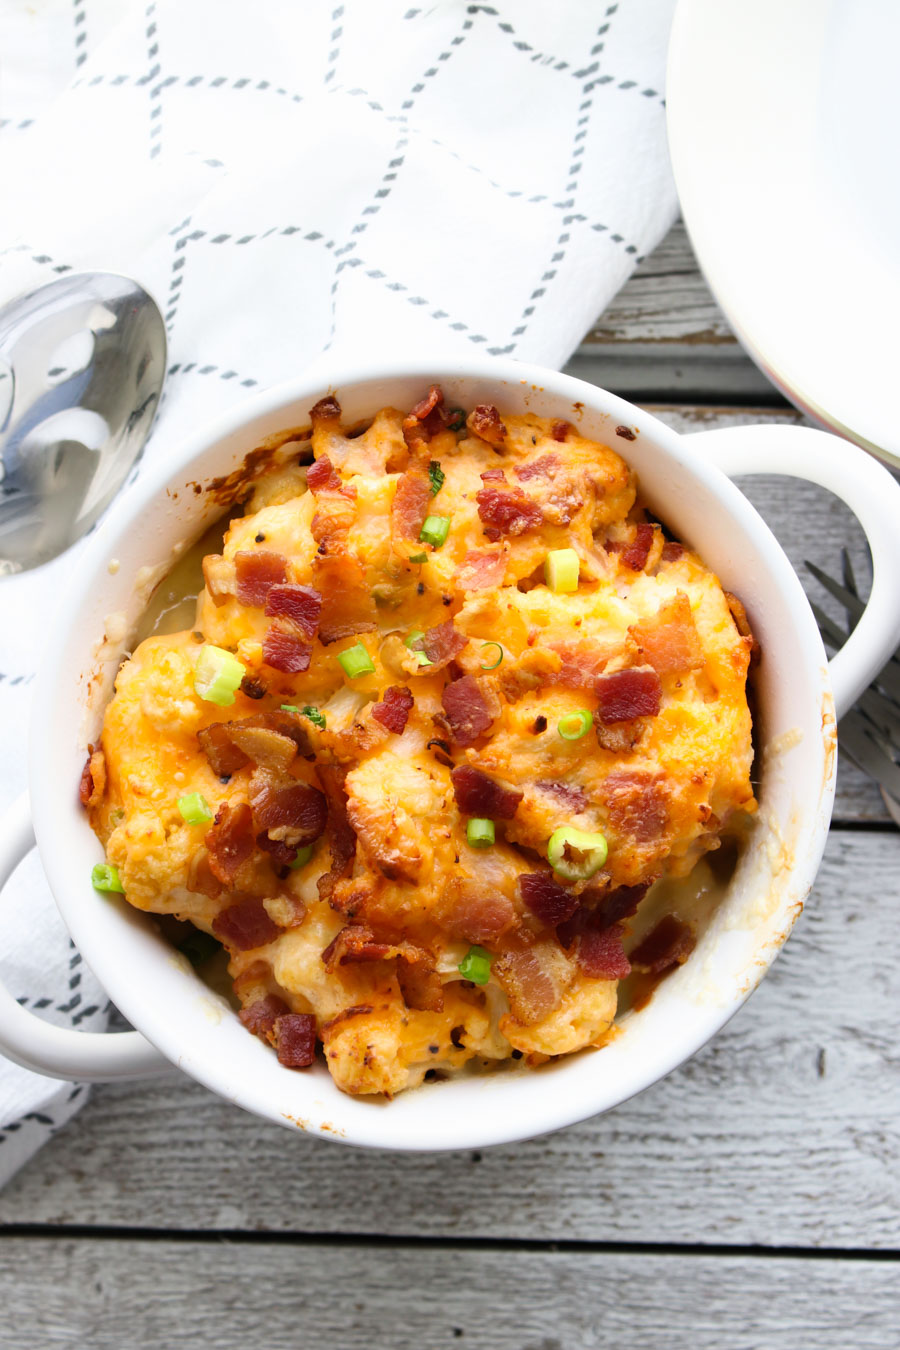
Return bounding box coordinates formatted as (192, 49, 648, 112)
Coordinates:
(0, 793, 170, 1081)
(684, 424, 900, 720)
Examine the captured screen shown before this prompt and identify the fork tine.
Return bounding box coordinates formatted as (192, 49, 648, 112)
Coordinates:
(837, 713, 900, 801)
(841, 549, 858, 639)
(805, 559, 866, 621)
(809, 600, 900, 705)
(856, 690, 900, 751)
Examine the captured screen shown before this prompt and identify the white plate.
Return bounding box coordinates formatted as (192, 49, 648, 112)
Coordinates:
(666, 0, 900, 468)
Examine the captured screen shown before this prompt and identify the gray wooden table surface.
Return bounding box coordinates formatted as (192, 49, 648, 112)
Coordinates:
(1, 223, 897, 1350)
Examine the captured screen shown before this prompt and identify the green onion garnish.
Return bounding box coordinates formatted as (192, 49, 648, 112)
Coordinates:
(547, 826, 608, 881)
(458, 944, 493, 985)
(177, 930, 221, 967)
(178, 792, 213, 825)
(289, 843, 315, 870)
(446, 409, 466, 432)
(405, 630, 433, 667)
(544, 548, 580, 594)
(479, 642, 503, 671)
(300, 705, 327, 728)
(338, 642, 375, 679)
(91, 863, 124, 893)
(281, 704, 299, 713)
(557, 710, 593, 741)
(419, 515, 451, 549)
(409, 552, 428, 565)
(428, 460, 445, 495)
(193, 644, 246, 707)
(466, 818, 495, 848)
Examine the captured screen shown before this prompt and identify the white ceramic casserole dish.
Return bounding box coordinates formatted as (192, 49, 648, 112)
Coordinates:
(0, 355, 898, 1151)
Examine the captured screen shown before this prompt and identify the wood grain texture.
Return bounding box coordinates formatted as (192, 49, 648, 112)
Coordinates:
(4, 832, 897, 1250)
(0, 1238, 897, 1350)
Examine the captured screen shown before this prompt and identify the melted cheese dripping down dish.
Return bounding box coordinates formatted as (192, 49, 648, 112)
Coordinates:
(82, 388, 757, 1097)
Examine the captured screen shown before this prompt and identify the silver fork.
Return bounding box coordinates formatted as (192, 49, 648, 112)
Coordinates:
(806, 550, 900, 826)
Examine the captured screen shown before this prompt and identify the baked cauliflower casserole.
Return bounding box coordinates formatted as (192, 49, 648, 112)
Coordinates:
(82, 386, 757, 1097)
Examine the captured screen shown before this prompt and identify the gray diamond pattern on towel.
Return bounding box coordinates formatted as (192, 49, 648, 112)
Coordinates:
(0, 0, 677, 1185)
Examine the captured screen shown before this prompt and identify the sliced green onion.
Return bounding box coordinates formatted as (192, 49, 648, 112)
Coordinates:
(419, 515, 451, 549)
(300, 705, 327, 729)
(479, 642, 503, 671)
(194, 644, 246, 707)
(428, 460, 445, 495)
(177, 792, 213, 826)
(557, 710, 593, 741)
(446, 408, 466, 432)
(466, 818, 495, 848)
(289, 843, 314, 870)
(458, 944, 493, 985)
(281, 703, 299, 713)
(91, 863, 124, 893)
(338, 642, 375, 679)
(405, 630, 433, 667)
(177, 930, 221, 967)
(544, 547, 580, 594)
(547, 826, 608, 881)
(408, 552, 428, 565)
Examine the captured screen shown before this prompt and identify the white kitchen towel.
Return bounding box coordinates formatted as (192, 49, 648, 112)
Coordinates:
(0, 0, 678, 1185)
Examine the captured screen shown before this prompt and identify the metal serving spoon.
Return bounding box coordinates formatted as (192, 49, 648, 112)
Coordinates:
(0, 271, 166, 573)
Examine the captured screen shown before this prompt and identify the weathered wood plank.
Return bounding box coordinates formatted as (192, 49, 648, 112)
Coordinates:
(4, 832, 898, 1249)
(0, 1238, 897, 1350)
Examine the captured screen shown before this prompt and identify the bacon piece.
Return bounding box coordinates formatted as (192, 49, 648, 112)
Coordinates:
(199, 713, 311, 779)
(212, 894, 280, 950)
(578, 923, 631, 980)
(316, 764, 357, 903)
(240, 675, 267, 700)
(421, 620, 469, 670)
(493, 945, 557, 1023)
(619, 522, 654, 572)
(442, 676, 495, 746)
(535, 780, 588, 812)
(249, 769, 327, 844)
(402, 384, 447, 450)
(264, 584, 322, 640)
(725, 590, 761, 667)
(551, 640, 611, 694)
(592, 881, 651, 929)
(454, 548, 506, 591)
(309, 394, 341, 423)
(239, 993, 290, 1041)
(205, 803, 255, 884)
(480, 467, 506, 483)
(263, 624, 313, 673)
(227, 724, 297, 773)
(79, 749, 106, 809)
(308, 453, 358, 549)
(630, 915, 695, 974)
(629, 593, 704, 676)
(312, 553, 378, 645)
(441, 884, 517, 944)
(595, 666, 661, 724)
(257, 832, 299, 868)
(372, 686, 414, 735)
(594, 721, 645, 755)
(475, 485, 543, 539)
(467, 404, 507, 447)
(601, 770, 669, 843)
(616, 424, 637, 441)
(397, 963, 444, 1013)
(321, 923, 428, 972)
(307, 454, 343, 492)
(391, 465, 432, 552)
(551, 421, 570, 442)
(661, 540, 684, 563)
(198, 723, 250, 777)
(234, 550, 287, 607)
(451, 764, 522, 819)
(515, 452, 560, 481)
(519, 871, 579, 927)
(202, 553, 234, 606)
(274, 1012, 317, 1068)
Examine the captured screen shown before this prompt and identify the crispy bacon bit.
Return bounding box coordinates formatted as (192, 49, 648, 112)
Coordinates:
(595, 666, 661, 724)
(240, 675, 267, 700)
(514, 453, 560, 481)
(535, 780, 588, 812)
(442, 884, 517, 944)
(451, 764, 522, 819)
(226, 723, 297, 773)
(551, 421, 570, 442)
(454, 548, 506, 591)
(264, 584, 322, 640)
(592, 881, 651, 929)
(618, 523, 654, 572)
(725, 590, 761, 667)
(257, 832, 299, 868)
(519, 871, 580, 927)
(630, 915, 695, 974)
(467, 404, 507, 447)
(79, 757, 94, 807)
(480, 467, 506, 483)
(426, 737, 455, 769)
(441, 676, 494, 747)
(630, 593, 704, 676)
(402, 384, 447, 450)
(493, 945, 557, 1023)
(397, 963, 444, 1013)
(601, 770, 669, 842)
(551, 640, 611, 693)
(79, 749, 106, 809)
(199, 713, 311, 778)
(234, 550, 287, 607)
(322, 923, 428, 972)
(578, 923, 631, 980)
(316, 764, 357, 903)
(239, 993, 290, 1041)
(312, 553, 378, 644)
(274, 1013, 317, 1068)
(475, 485, 543, 539)
(262, 624, 313, 673)
(661, 540, 685, 563)
(391, 466, 432, 555)
(372, 686, 415, 734)
(205, 803, 255, 883)
(616, 424, 637, 441)
(594, 720, 645, 754)
(307, 454, 343, 492)
(249, 770, 327, 844)
(310, 394, 342, 422)
(212, 893, 280, 950)
(420, 620, 468, 670)
(202, 553, 233, 606)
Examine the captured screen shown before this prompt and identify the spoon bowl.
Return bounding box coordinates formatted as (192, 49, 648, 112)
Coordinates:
(0, 271, 166, 572)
